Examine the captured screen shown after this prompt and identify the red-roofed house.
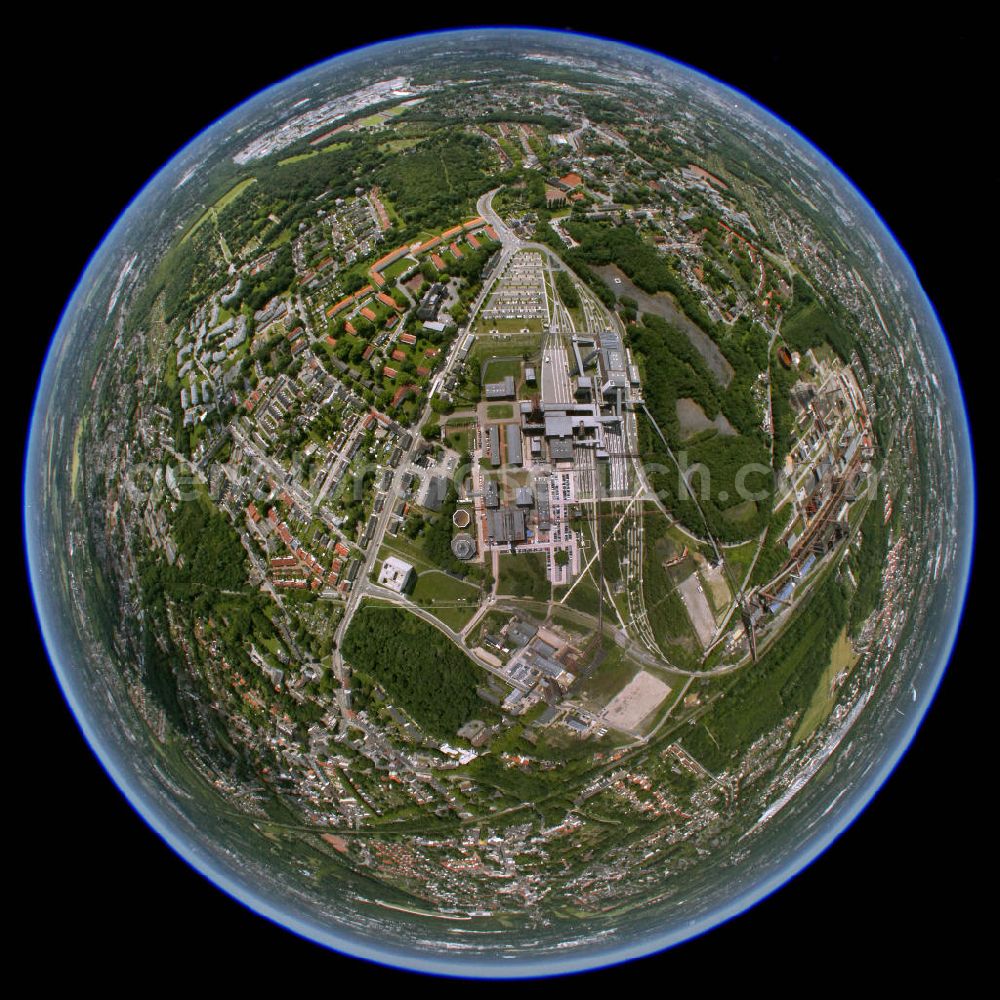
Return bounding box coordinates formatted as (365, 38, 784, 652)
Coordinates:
(431, 253, 446, 271)
(377, 291, 400, 310)
(326, 296, 353, 317)
(391, 348, 407, 362)
(383, 366, 397, 379)
(360, 306, 377, 322)
(560, 172, 583, 189)
(466, 233, 480, 250)
(399, 332, 416, 345)
(450, 242, 463, 259)
(390, 384, 416, 408)
(362, 344, 374, 360)
(374, 245, 410, 270)
(344, 321, 357, 336)
(484, 225, 498, 241)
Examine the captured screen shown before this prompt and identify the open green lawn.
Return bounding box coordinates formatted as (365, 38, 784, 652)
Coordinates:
(377, 537, 437, 574)
(475, 317, 544, 335)
(792, 626, 859, 744)
(411, 570, 482, 632)
(216, 177, 257, 210)
(379, 138, 424, 153)
(481, 357, 523, 382)
(723, 539, 759, 584)
(470, 334, 540, 363)
(546, 607, 593, 642)
(182, 178, 257, 243)
(575, 643, 640, 709)
(486, 403, 514, 420)
(555, 571, 601, 618)
(382, 256, 416, 281)
(498, 551, 550, 601)
(443, 420, 475, 454)
(278, 142, 348, 166)
(412, 569, 481, 605)
(721, 499, 758, 524)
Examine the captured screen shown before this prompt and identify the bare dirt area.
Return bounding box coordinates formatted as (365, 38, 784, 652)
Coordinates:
(677, 571, 716, 647)
(677, 397, 737, 439)
(601, 670, 672, 730)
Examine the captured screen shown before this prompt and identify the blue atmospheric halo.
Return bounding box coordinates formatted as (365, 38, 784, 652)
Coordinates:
(25, 26, 975, 978)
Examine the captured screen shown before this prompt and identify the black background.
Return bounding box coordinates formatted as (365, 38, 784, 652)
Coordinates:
(22, 13, 981, 989)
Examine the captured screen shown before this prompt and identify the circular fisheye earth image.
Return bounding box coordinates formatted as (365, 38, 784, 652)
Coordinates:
(25, 25, 975, 978)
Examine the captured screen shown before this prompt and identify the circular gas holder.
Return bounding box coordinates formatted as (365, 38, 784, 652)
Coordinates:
(451, 533, 476, 560)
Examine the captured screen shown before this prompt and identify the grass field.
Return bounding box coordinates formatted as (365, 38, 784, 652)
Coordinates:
(556, 571, 601, 617)
(379, 138, 424, 153)
(278, 142, 348, 166)
(792, 626, 859, 744)
(486, 403, 514, 420)
(471, 332, 541, 362)
(723, 539, 759, 584)
(356, 103, 410, 128)
(475, 317, 544, 335)
(498, 551, 550, 601)
(182, 177, 257, 243)
(377, 537, 438, 574)
(480, 357, 523, 382)
(216, 177, 257, 208)
(443, 420, 475, 454)
(547, 607, 593, 641)
(721, 499, 758, 524)
(575, 644, 640, 710)
(411, 571, 481, 631)
(382, 256, 416, 281)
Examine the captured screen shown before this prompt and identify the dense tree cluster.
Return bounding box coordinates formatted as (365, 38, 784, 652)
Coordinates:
(640, 513, 699, 653)
(234, 245, 295, 313)
(555, 270, 580, 309)
(849, 496, 890, 634)
(683, 572, 850, 772)
(378, 132, 493, 230)
(781, 275, 853, 361)
(631, 314, 772, 542)
(344, 605, 489, 738)
(564, 219, 715, 329)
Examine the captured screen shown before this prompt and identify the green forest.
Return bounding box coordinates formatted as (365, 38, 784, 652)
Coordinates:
(632, 313, 772, 543)
(344, 605, 493, 738)
(781, 275, 854, 360)
(682, 572, 851, 773)
(378, 131, 494, 230)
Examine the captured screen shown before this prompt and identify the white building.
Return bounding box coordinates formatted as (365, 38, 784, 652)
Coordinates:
(378, 556, 414, 593)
